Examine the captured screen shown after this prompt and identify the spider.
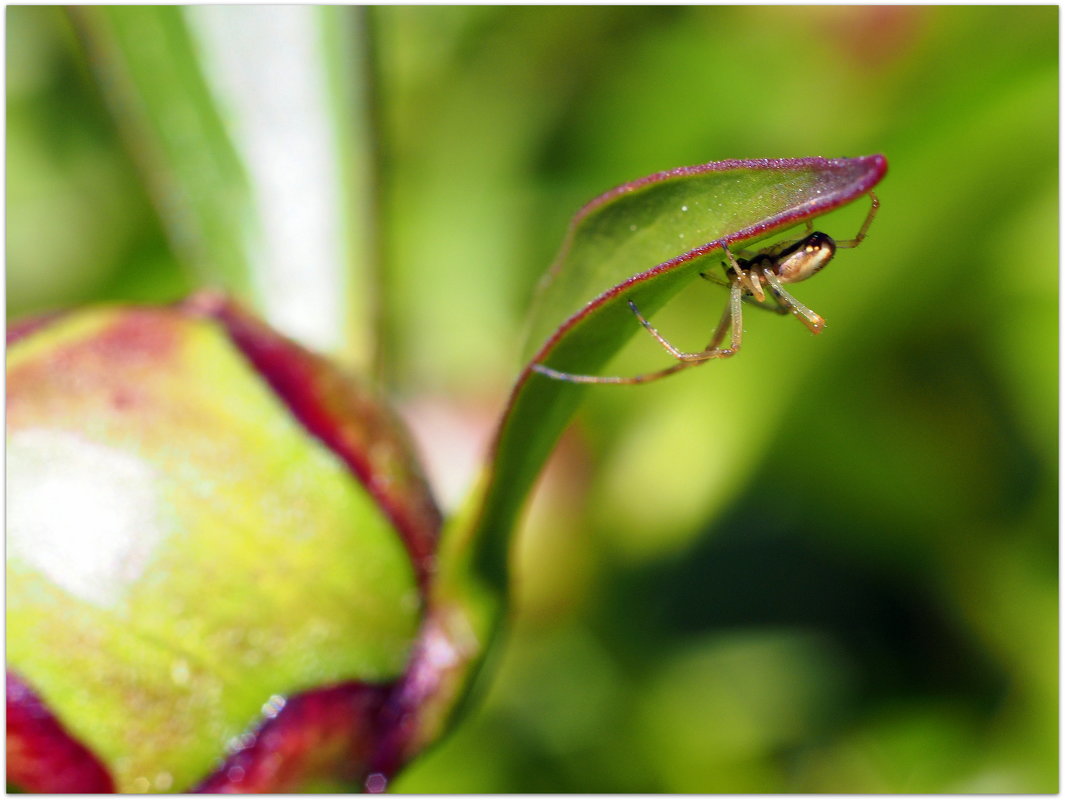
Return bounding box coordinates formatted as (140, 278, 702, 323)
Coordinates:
(532, 192, 879, 385)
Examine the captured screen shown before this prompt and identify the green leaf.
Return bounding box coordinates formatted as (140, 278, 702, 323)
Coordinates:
(69, 7, 377, 363)
(69, 8, 255, 297)
(425, 157, 887, 741)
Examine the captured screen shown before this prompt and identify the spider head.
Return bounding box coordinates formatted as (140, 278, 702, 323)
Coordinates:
(774, 232, 837, 284)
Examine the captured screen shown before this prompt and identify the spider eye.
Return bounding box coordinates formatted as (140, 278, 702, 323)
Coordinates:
(804, 232, 834, 252)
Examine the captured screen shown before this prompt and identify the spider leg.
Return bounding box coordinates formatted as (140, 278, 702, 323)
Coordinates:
(700, 270, 788, 316)
(834, 192, 879, 249)
(761, 191, 876, 255)
(721, 242, 766, 302)
(762, 269, 825, 333)
(699, 269, 731, 289)
(530, 280, 744, 385)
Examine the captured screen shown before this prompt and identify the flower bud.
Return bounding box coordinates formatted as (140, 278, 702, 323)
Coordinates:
(7, 292, 442, 792)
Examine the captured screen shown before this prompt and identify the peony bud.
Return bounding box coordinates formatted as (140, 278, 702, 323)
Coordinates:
(7, 292, 442, 792)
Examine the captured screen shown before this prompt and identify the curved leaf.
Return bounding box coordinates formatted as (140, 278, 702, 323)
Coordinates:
(497, 156, 886, 573)
(410, 156, 887, 761)
(525, 156, 888, 368)
(463, 157, 888, 629)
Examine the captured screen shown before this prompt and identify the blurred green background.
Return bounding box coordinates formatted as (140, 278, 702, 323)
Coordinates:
(7, 5, 1057, 793)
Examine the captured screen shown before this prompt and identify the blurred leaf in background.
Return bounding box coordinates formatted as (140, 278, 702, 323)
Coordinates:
(7, 6, 186, 314)
(7, 5, 1057, 793)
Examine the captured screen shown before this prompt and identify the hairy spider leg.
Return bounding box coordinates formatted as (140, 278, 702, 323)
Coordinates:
(530, 280, 744, 385)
